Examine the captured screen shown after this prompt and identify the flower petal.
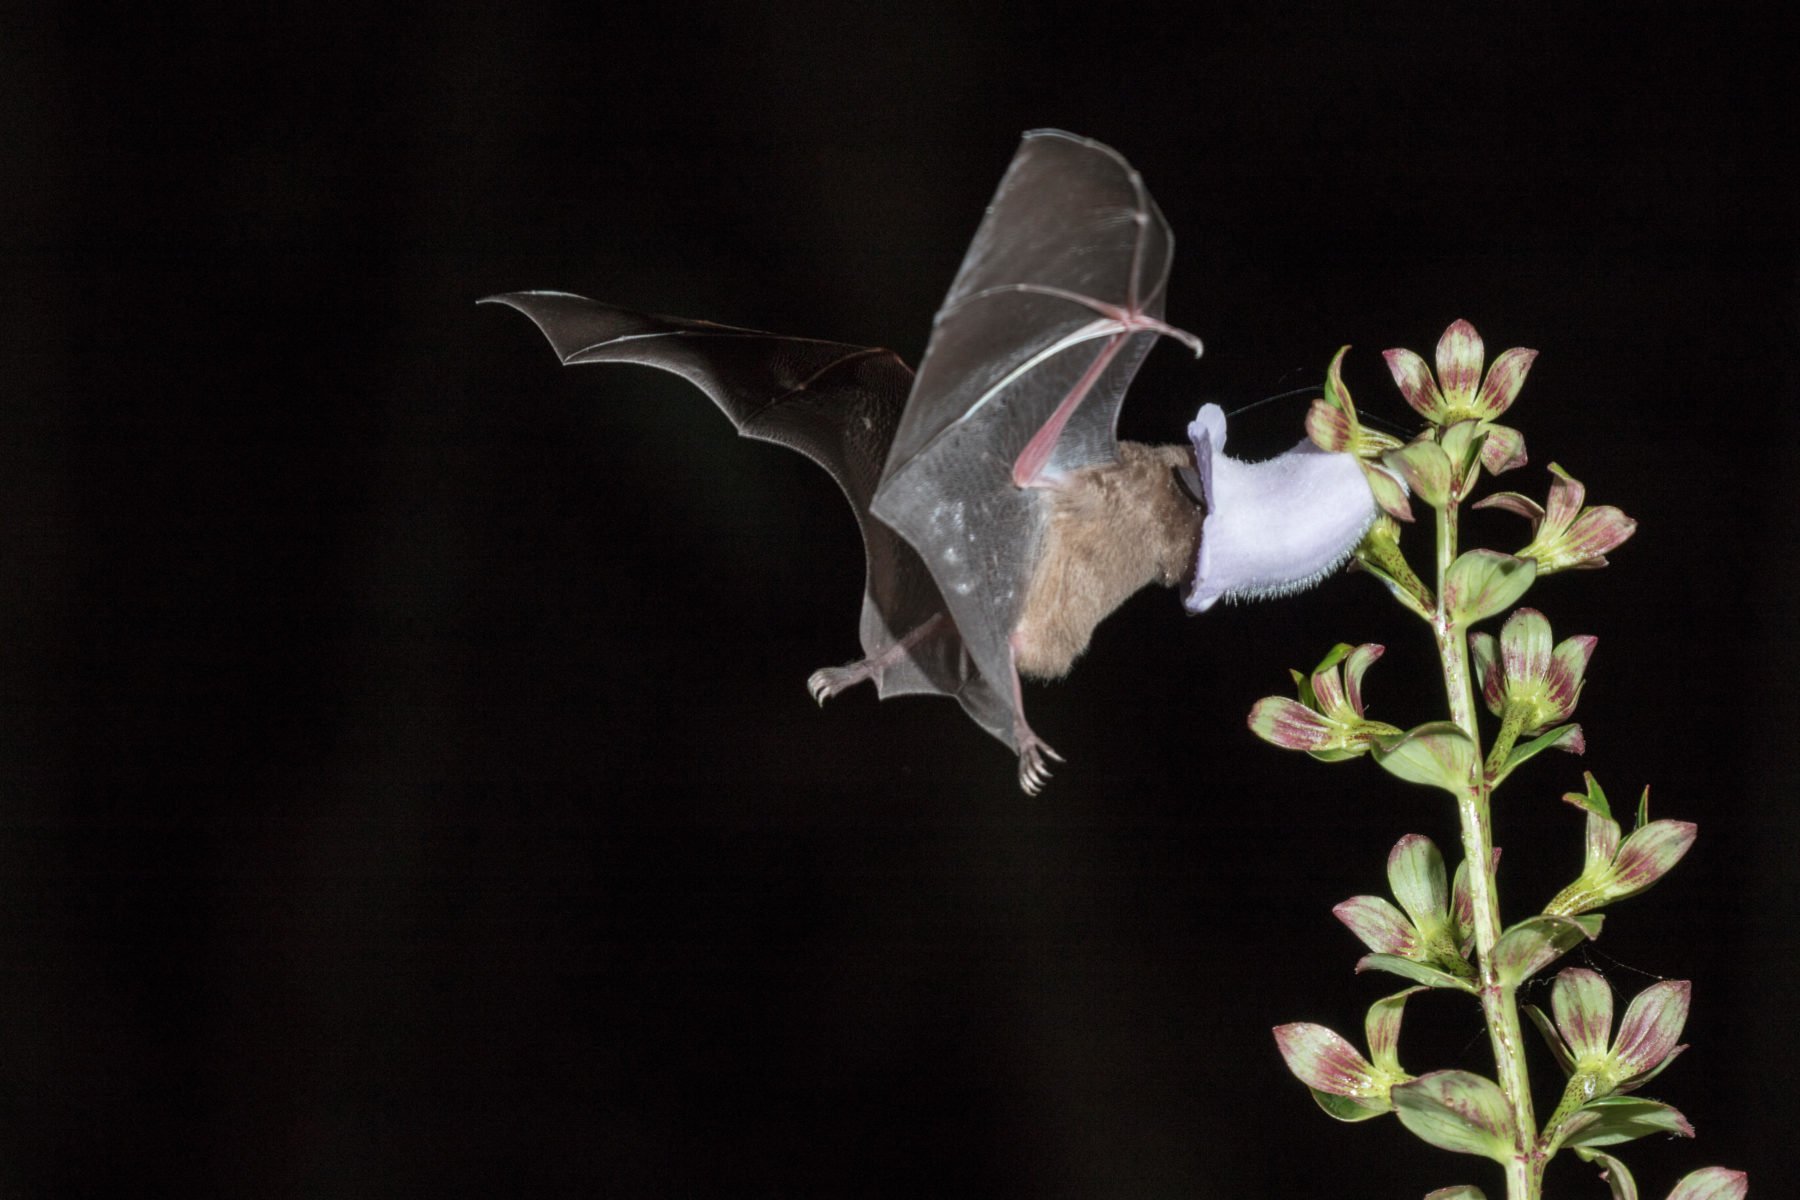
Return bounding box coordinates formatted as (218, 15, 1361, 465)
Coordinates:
(1585, 808, 1623, 877)
(1309, 644, 1353, 718)
(1544, 463, 1588, 531)
(1273, 1022, 1379, 1097)
(1451, 851, 1496, 949)
(1306, 396, 1355, 453)
(1364, 463, 1415, 522)
(1184, 403, 1380, 612)
(1552, 967, 1616, 1061)
(1609, 820, 1698, 898)
(1665, 1167, 1749, 1200)
(1334, 894, 1419, 956)
(1479, 422, 1529, 474)
(1248, 695, 1336, 751)
(1343, 643, 1385, 717)
(1500, 608, 1554, 688)
(1472, 490, 1545, 524)
(1388, 835, 1451, 932)
(1560, 506, 1638, 568)
(1548, 635, 1598, 712)
(1468, 632, 1504, 715)
(1611, 980, 1691, 1079)
(1475, 347, 1538, 418)
(1493, 915, 1594, 986)
(1383, 347, 1446, 420)
(1365, 986, 1425, 1075)
(1435, 320, 1486, 411)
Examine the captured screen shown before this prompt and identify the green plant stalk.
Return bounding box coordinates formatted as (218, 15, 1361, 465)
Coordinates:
(1431, 498, 1543, 1200)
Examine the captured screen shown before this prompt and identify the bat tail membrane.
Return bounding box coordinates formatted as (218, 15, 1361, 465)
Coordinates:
(484, 291, 1019, 753)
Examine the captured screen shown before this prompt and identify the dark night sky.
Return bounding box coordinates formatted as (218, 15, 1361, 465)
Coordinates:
(5, 5, 1796, 1197)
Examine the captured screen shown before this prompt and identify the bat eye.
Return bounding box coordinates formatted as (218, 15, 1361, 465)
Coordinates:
(1172, 465, 1205, 508)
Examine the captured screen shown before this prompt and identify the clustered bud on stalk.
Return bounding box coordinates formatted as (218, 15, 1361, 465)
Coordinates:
(1253, 321, 1741, 1200)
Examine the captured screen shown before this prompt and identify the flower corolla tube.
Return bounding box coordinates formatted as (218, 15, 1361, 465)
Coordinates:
(1184, 403, 1381, 613)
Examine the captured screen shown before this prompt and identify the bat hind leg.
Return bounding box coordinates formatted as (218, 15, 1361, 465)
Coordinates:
(806, 613, 949, 704)
(1009, 638, 1064, 796)
(1014, 726, 1065, 796)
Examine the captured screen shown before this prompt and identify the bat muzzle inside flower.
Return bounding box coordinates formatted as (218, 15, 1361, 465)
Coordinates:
(1183, 403, 1382, 613)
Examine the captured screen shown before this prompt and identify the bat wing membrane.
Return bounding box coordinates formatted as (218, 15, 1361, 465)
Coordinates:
(483, 291, 1017, 747)
(870, 131, 1186, 732)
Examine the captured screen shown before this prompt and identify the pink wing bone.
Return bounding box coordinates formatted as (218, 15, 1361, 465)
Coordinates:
(940, 282, 1202, 489)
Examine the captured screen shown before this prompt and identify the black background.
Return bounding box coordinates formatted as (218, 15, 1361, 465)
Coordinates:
(6, 4, 1796, 1197)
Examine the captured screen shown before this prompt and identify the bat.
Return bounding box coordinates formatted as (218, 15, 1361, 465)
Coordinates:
(486, 131, 1239, 793)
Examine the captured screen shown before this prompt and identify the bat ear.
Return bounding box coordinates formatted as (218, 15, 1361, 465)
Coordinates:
(1185, 402, 1226, 515)
(1173, 465, 1205, 508)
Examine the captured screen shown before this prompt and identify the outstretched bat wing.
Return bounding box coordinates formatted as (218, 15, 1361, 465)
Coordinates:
(871, 130, 1198, 735)
(481, 291, 1017, 747)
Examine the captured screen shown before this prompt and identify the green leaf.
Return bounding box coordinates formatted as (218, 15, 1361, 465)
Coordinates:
(1391, 1070, 1517, 1161)
(1559, 1097, 1693, 1150)
(1309, 1086, 1390, 1121)
(1562, 771, 1614, 820)
(1440, 418, 1487, 479)
(1357, 553, 1434, 618)
(1424, 1188, 1489, 1200)
(1357, 953, 1477, 992)
(1490, 723, 1585, 788)
(1665, 1167, 1749, 1200)
(1374, 723, 1477, 796)
(1385, 440, 1454, 508)
(1493, 915, 1595, 986)
(1572, 1149, 1639, 1200)
(1443, 550, 1537, 626)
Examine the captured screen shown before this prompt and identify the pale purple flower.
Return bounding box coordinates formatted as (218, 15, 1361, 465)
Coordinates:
(1185, 403, 1380, 613)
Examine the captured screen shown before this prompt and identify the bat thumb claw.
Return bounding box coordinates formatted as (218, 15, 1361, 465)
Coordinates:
(807, 662, 877, 706)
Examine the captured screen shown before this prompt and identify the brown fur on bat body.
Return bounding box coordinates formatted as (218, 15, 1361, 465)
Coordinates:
(1012, 441, 1200, 679)
(485, 131, 1208, 793)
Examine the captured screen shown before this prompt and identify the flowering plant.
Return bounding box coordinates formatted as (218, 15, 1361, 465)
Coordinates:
(1255, 321, 1741, 1200)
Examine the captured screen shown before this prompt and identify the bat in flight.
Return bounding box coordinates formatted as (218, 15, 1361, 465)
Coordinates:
(485, 130, 1376, 792)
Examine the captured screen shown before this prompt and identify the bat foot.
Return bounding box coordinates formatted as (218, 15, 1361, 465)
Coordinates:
(807, 663, 875, 705)
(1015, 732, 1065, 796)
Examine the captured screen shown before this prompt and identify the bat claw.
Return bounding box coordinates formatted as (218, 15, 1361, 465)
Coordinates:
(1015, 735, 1063, 796)
(807, 663, 875, 705)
